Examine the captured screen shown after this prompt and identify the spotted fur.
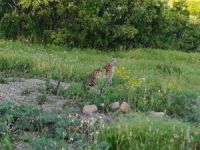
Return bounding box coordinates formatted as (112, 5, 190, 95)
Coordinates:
(87, 58, 117, 86)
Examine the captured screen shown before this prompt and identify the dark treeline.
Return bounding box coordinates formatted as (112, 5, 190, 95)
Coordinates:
(0, 0, 200, 51)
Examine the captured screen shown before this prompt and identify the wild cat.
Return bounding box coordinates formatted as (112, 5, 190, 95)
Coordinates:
(86, 58, 117, 87)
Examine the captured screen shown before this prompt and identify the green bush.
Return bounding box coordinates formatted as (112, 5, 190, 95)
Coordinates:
(167, 91, 200, 119)
(0, 0, 200, 51)
(180, 24, 200, 51)
(0, 13, 32, 39)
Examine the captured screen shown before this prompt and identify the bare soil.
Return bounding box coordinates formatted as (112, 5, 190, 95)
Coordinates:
(0, 78, 70, 112)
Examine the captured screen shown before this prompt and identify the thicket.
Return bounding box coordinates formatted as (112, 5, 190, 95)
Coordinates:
(0, 0, 200, 51)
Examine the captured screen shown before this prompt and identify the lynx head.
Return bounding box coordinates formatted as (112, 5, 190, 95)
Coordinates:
(111, 58, 117, 66)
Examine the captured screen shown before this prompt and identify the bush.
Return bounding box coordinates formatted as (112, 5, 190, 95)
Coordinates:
(0, 0, 200, 51)
(0, 13, 32, 39)
(179, 24, 200, 51)
(167, 91, 200, 119)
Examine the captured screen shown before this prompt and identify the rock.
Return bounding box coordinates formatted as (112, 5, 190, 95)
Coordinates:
(149, 111, 165, 117)
(83, 105, 98, 115)
(120, 102, 130, 113)
(111, 102, 120, 110)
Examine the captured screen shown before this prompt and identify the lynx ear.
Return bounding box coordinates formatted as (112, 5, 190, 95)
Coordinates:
(112, 58, 117, 62)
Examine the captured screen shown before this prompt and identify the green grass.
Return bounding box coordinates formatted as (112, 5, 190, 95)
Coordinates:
(0, 40, 200, 149)
(1, 40, 200, 113)
(0, 102, 103, 150)
(1, 40, 200, 92)
(99, 113, 200, 150)
(1, 40, 200, 108)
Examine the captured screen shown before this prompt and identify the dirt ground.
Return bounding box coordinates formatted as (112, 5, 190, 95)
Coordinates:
(0, 78, 71, 112)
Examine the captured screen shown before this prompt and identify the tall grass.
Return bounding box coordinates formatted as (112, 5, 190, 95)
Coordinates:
(0, 40, 200, 92)
(99, 113, 200, 150)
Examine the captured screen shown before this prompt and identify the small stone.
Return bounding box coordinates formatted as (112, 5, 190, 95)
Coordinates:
(120, 102, 130, 113)
(111, 102, 120, 110)
(42, 126, 49, 132)
(149, 111, 165, 117)
(83, 105, 98, 115)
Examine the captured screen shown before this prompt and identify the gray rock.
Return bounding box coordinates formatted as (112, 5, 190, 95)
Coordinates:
(111, 102, 120, 110)
(83, 105, 98, 115)
(149, 111, 165, 117)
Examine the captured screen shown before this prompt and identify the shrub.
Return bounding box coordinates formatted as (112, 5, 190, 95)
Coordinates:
(166, 91, 200, 119)
(0, 13, 32, 39)
(0, 0, 200, 51)
(179, 24, 200, 51)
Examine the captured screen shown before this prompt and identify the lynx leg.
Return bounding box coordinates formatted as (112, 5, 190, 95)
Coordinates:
(108, 74, 112, 84)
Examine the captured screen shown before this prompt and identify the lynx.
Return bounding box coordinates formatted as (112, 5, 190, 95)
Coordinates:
(86, 58, 117, 86)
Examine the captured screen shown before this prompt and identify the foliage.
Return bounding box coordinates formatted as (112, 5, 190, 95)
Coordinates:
(0, 0, 200, 51)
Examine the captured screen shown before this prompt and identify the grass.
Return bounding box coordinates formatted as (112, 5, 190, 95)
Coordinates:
(0, 40, 200, 149)
(0, 40, 200, 93)
(0, 102, 104, 150)
(99, 113, 200, 150)
(1, 40, 200, 112)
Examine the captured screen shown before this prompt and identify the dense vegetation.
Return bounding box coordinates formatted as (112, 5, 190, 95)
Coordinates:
(0, 0, 200, 51)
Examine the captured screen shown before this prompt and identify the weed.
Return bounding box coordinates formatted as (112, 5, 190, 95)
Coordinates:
(37, 88, 48, 105)
(0, 76, 7, 84)
(156, 63, 182, 76)
(32, 138, 67, 150)
(21, 88, 32, 96)
(0, 134, 14, 150)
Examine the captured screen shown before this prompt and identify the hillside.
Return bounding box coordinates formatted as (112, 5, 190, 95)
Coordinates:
(0, 40, 200, 149)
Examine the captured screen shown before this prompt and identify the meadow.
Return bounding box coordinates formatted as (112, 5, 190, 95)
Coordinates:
(0, 40, 200, 149)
